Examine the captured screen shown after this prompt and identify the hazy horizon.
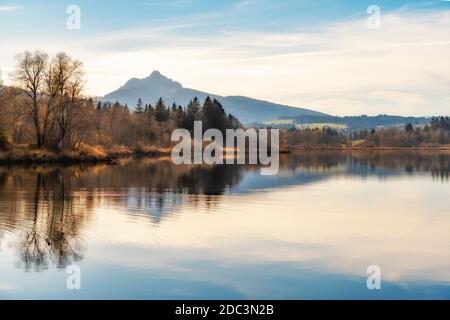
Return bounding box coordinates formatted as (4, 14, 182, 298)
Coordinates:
(1, 0, 449, 116)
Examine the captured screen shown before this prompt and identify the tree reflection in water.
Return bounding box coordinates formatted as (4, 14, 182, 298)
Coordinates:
(0, 160, 245, 271)
(0, 152, 449, 271)
(11, 171, 86, 271)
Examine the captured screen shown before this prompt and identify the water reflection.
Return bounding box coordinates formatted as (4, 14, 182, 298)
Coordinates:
(0, 151, 449, 299)
(282, 151, 450, 179)
(1, 152, 449, 269)
(0, 160, 247, 271)
(0, 169, 89, 271)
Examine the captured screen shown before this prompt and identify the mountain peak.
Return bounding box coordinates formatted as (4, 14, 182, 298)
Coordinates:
(102, 73, 327, 123)
(146, 70, 175, 82)
(147, 71, 182, 88)
(120, 71, 182, 91)
(149, 70, 162, 78)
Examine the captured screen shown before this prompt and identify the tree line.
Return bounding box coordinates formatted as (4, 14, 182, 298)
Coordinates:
(363, 119, 450, 148)
(0, 50, 241, 152)
(1, 50, 449, 153)
(287, 119, 450, 148)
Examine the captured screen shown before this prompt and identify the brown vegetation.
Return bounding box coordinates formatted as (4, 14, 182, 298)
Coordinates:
(0, 50, 240, 164)
(1, 50, 449, 164)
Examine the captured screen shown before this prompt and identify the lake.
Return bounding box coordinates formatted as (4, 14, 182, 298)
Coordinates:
(0, 151, 449, 299)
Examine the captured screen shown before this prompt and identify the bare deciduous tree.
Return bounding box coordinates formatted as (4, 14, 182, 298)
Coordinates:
(51, 53, 85, 151)
(13, 51, 49, 148)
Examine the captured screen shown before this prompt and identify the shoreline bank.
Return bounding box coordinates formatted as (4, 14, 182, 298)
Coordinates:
(1, 145, 450, 166)
(288, 146, 450, 151)
(0, 147, 172, 165)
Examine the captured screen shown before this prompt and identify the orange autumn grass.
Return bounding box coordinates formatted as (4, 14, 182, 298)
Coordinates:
(0, 143, 171, 165)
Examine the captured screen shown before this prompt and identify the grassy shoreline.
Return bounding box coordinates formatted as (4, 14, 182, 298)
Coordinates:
(0, 145, 172, 165)
(1, 144, 449, 166)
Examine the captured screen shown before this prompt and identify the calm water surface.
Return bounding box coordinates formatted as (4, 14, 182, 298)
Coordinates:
(0, 151, 449, 299)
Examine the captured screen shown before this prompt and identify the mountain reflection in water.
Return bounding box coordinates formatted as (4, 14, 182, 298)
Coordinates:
(0, 151, 449, 299)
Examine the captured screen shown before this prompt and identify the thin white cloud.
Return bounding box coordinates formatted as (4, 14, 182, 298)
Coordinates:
(0, 6, 21, 12)
(0, 283, 14, 290)
(144, 0, 194, 7)
(0, 9, 449, 116)
(234, 0, 258, 9)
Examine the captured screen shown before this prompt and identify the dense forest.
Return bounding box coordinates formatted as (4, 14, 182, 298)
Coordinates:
(0, 51, 240, 160)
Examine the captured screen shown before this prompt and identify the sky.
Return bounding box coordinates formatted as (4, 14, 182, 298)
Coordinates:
(0, 0, 449, 116)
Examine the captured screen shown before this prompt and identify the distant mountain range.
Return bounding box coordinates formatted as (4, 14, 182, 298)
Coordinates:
(101, 71, 328, 123)
(101, 71, 437, 129)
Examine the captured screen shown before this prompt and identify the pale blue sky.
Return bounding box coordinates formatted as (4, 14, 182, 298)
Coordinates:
(0, 0, 449, 115)
(1, 0, 447, 32)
